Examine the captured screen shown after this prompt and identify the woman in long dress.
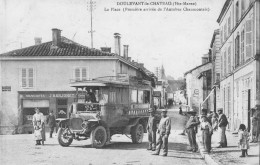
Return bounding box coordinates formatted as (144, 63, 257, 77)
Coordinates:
(33, 108, 46, 145)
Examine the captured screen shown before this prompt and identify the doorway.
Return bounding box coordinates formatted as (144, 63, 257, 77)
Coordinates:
(247, 89, 251, 131)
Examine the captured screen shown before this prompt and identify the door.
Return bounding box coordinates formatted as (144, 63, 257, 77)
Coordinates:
(247, 89, 251, 131)
(57, 98, 68, 118)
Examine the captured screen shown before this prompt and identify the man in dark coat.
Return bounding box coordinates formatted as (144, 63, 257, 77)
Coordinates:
(152, 109, 171, 156)
(216, 108, 228, 148)
(250, 106, 260, 143)
(147, 108, 157, 151)
(186, 110, 200, 152)
(47, 111, 56, 138)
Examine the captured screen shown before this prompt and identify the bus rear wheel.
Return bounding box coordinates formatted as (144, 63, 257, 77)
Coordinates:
(131, 124, 144, 144)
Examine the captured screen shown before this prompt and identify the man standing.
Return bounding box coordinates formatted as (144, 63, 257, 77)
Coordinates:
(186, 111, 200, 152)
(47, 110, 56, 138)
(152, 109, 171, 156)
(217, 108, 228, 148)
(250, 106, 260, 143)
(147, 108, 157, 151)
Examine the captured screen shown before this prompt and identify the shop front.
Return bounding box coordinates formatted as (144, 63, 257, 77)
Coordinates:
(18, 91, 84, 133)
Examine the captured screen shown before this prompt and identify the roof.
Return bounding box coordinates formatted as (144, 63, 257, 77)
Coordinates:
(0, 37, 113, 57)
(210, 29, 220, 48)
(0, 36, 155, 81)
(184, 62, 211, 76)
(217, 0, 231, 23)
(166, 80, 185, 93)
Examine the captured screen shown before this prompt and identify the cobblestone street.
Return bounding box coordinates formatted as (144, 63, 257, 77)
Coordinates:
(0, 109, 206, 165)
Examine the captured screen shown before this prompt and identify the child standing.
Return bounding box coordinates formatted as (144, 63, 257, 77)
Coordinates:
(238, 124, 250, 157)
(201, 116, 213, 153)
(34, 121, 42, 145)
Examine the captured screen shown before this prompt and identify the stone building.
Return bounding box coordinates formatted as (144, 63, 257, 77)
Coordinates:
(0, 29, 154, 134)
(217, 0, 260, 131)
(184, 55, 212, 113)
(210, 29, 222, 112)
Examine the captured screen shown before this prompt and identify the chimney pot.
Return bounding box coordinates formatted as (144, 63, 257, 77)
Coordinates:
(114, 33, 121, 56)
(52, 28, 62, 47)
(34, 37, 42, 45)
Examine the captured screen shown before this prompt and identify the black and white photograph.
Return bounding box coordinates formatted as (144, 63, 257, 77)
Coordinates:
(0, 0, 259, 164)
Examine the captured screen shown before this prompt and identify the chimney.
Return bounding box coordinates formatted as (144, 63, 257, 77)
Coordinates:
(123, 45, 129, 59)
(52, 28, 62, 47)
(100, 47, 111, 53)
(127, 57, 131, 61)
(139, 63, 144, 68)
(114, 33, 121, 55)
(202, 55, 208, 64)
(34, 37, 42, 45)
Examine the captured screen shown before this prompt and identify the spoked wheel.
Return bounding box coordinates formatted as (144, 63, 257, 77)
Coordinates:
(91, 126, 107, 148)
(131, 124, 144, 144)
(57, 127, 73, 147)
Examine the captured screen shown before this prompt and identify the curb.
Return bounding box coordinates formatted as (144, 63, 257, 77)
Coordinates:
(196, 134, 219, 165)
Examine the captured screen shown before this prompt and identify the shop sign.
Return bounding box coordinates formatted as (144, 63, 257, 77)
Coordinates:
(2, 86, 11, 92)
(21, 93, 85, 98)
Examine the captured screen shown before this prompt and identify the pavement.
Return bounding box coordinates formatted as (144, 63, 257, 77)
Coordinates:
(196, 125, 260, 165)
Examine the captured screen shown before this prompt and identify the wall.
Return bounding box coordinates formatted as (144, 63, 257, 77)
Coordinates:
(0, 58, 117, 134)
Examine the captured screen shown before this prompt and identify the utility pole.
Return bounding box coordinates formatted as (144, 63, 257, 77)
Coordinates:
(87, 0, 96, 48)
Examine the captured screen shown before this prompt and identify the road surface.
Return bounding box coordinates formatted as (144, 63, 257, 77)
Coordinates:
(0, 108, 205, 165)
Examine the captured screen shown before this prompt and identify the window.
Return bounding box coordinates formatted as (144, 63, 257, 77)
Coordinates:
(236, 2, 239, 23)
(241, 0, 245, 16)
(131, 89, 137, 103)
(228, 46, 231, 73)
(245, 18, 253, 60)
(228, 15, 231, 35)
(20, 68, 35, 88)
(138, 90, 144, 103)
(241, 29, 245, 64)
(235, 34, 240, 67)
(74, 67, 88, 81)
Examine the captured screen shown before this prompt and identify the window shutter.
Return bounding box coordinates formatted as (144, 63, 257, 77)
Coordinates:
(75, 68, 80, 81)
(223, 51, 227, 76)
(22, 68, 27, 87)
(245, 19, 252, 59)
(82, 68, 87, 80)
(28, 68, 34, 87)
(228, 16, 231, 35)
(228, 46, 231, 73)
(241, 30, 245, 63)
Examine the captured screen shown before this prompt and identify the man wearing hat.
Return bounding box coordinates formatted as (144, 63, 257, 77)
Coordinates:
(250, 105, 260, 143)
(185, 110, 200, 152)
(217, 108, 228, 148)
(152, 109, 171, 156)
(47, 110, 56, 138)
(147, 107, 157, 151)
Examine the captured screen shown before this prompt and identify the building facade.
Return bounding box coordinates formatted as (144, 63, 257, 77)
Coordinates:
(0, 29, 154, 134)
(184, 57, 212, 113)
(210, 29, 222, 112)
(217, 0, 260, 131)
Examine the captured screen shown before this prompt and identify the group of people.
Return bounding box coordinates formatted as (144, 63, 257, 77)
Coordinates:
(185, 106, 260, 158)
(33, 108, 56, 145)
(185, 108, 229, 154)
(147, 107, 171, 157)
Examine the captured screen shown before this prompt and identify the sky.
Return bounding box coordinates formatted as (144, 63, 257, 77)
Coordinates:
(0, 0, 226, 78)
